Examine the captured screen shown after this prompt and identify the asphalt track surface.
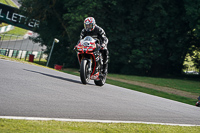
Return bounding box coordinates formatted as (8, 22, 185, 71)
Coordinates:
(0, 59, 200, 125)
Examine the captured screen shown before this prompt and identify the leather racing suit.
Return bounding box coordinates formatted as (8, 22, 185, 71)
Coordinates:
(80, 25, 109, 74)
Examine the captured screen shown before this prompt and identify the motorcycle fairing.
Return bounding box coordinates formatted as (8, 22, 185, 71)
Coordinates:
(76, 38, 100, 79)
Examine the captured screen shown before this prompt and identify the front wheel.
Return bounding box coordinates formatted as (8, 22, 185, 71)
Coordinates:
(94, 74, 107, 86)
(196, 102, 200, 107)
(80, 59, 90, 84)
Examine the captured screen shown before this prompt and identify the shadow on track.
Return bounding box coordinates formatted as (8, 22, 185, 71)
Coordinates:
(23, 69, 84, 84)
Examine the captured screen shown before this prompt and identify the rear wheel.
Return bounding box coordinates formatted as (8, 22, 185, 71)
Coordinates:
(196, 102, 200, 107)
(80, 59, 90, 84)
(94, 74, 107, 86)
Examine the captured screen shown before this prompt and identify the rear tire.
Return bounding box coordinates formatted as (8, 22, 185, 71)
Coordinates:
(80, 59, 90, 84)
(94, 74, 107, 86)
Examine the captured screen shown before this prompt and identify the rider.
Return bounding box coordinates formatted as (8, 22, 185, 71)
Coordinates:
(80, 17, 109, 74)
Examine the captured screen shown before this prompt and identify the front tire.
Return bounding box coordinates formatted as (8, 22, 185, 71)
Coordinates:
(80, 59, 90, 84)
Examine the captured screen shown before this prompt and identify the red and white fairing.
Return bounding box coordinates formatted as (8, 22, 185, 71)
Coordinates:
(76, 37, 100, 80)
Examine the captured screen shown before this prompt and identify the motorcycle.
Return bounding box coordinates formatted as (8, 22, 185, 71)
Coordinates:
(196, 96, 200, 107)
(74, 36, 107, 86)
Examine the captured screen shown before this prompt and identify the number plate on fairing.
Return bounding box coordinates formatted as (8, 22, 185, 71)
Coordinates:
(90, 72, 100, 80)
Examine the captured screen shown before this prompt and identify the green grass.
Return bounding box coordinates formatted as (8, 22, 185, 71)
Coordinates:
(0, 0, 9, 5)
(0, 23, 8, 27)
(5, 27, 28, 36)
(1, 33, 23, 40)
(0, 119, 200, 133)
(32, 59, 47, 66)
(1, 27, 28, 40)
(0, 0, 18, 7)
(0, 0, 28, 39)
(106, 79, 197, 105)
(62, 68, 79, 76)
(60, 68, 198, 106)
(108, 74, 200, 94)
(0, 54, 47, 66)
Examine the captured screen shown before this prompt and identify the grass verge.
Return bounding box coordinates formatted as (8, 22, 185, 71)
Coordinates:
(0, 0, 17, 7)
(0, 0, 28, 40)
(108, 74, 200, 94)
(0, 119, 200, 133)
(1, 27, 28, 40)
(5, 27, 28, 36)
(107, 79, 197, 105)
(61, 68, 197, 106)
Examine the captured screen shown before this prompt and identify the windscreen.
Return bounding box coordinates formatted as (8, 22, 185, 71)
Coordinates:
(84, 36, 94, 42)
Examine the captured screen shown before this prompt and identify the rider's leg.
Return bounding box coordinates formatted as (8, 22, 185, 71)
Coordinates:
(101, 49, 109, 74)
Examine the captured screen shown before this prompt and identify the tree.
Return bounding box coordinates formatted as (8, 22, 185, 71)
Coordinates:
(19, 0, 200, 76)
(97, 0, 200, 76)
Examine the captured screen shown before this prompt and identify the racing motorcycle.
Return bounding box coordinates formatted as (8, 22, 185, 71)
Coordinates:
(196, 96, 200, 107)
(74, 36, 107, 86)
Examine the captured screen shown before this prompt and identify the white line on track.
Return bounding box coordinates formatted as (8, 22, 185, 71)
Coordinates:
(0, 116, 200, 127)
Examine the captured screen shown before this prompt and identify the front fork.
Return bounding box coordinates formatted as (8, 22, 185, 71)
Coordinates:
(88, 59, 92, 73)
(79, 54, 93, 74)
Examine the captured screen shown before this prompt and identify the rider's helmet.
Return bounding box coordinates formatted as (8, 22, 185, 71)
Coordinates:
(84, 17, 96, 32)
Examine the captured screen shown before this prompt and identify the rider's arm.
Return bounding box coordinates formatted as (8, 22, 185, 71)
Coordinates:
(99, 28, 108, 46)
(74, 29, 86, 50)
(80, 29, 86, 40)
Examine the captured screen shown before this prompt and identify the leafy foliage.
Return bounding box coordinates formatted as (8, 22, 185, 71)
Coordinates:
(19, 0, 200, 76)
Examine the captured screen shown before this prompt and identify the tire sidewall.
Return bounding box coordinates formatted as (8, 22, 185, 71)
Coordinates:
(80, 59, 90, 84)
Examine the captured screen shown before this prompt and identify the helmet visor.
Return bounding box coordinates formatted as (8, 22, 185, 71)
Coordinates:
(84, 23, 93, 31)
